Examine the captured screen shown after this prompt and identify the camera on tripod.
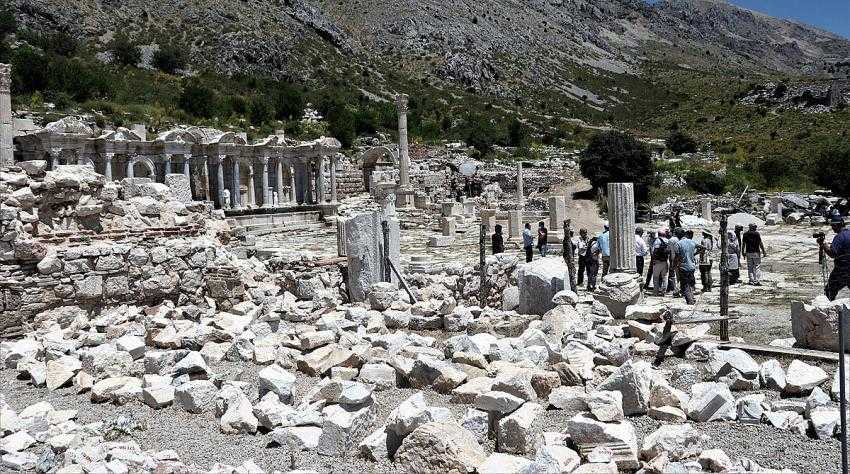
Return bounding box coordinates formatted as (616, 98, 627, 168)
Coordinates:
(813, 231, 826, 242)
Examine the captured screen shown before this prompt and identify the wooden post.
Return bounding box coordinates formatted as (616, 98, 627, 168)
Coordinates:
(479, 223, 487, 307)
(563, 219, 577, 292)
(719, 214, 729, 341)
(381, 220, 391, 283)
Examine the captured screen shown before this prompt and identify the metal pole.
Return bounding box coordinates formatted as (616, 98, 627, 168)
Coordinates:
(840, 304, 848, 474)
(563, 219, 577, 292)
(479, 223, 487, 307)
(381, 220, 391, 283)
(719, 214, 729, 341)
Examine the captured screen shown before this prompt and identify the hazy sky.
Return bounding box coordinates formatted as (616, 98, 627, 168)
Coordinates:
(728, 0, 850, 39)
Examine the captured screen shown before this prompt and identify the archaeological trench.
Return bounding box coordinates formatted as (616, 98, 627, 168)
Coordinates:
(1, 63, 849, 473)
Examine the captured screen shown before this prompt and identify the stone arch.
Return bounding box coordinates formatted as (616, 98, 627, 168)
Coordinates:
(128, 156, 156, 179)
(359, 146, 397, 191)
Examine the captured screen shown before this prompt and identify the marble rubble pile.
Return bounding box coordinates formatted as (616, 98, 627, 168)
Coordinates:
(2, 269, 844, 472)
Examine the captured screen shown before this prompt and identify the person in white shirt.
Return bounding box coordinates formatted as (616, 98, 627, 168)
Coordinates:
(698, 230, 715, 292)
(635, 227, 649, 276)
(575, 229, 589, 286)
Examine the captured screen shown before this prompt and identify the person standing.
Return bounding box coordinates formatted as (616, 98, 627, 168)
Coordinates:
(734, 224, 744, 270)
(726, 229, 741, 285)
(643, 230, 656, 290)
(667, 228, 683, 296)
(522, 223, 534, 263)
(537, 222, 549, 257)
(651, 229, 671, 296)
(635, 227, 648, 276)
(598, 224, 611, 276)
(742, 223, 767, 285)
(698, 230, 714, 292)
(575, 228, 589, 286)
(674, 230, 698, 305)
(819, 214, 850, 300)
(492, 224, 505, 255)
(585, 236, 600, 291)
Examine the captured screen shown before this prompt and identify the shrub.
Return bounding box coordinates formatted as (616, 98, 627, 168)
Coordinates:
(666, 130, 698, 154)
(579, 130, 655, 202)
(179, 79, 215, 118)
(0, 7, 16, 36)
(153, 44, 188, 74)
(507, 118, 529, 147)
(272, 84, 305, 121)
(465, 114, 505, 156)
(686, 168, 725, 195)
(248, 95, 274, 125)
(813, 140, 850, 197)
(326, 102, 355, 148)
(109, 32, 141, 67)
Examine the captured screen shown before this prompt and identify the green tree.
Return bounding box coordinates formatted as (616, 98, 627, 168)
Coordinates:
(179, 79, 215, 118)
(153, 44, 188, 74)
(507, 118, 529, 147)
(109, 32, 141, 67)
(272, 84, 305, 121)
(248, 95, 274, 125)
(465, 114, 504, 156)
(0, 7, 16, 36)
(666, 130, 698, 154)
(579, 130, 655, 202)
(813, 140, 850, 197)
(326, 102, 355, 148)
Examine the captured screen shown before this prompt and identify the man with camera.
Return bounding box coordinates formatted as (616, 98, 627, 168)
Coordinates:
(819, 214, 850, 301)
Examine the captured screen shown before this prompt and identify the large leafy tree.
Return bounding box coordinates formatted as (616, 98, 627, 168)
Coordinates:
(666, 130, 698, 154)
(813, 139, 850, 197)
(579, 130, 655, 202)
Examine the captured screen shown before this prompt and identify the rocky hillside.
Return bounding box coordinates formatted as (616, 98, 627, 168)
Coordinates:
(10, 0, 850, 114)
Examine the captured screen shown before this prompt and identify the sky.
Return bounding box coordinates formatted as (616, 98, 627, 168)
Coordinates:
(727, 0, 850, 39)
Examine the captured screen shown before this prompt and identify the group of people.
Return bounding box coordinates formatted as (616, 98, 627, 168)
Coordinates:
(491, 211, 850, 302)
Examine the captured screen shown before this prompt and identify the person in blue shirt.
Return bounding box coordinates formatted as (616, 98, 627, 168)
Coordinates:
(674, 229, 698, 305)
(820, 214, 850, 300)
(598, 224, 610, 276)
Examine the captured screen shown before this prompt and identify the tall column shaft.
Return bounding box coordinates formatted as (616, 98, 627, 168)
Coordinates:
(0, 64, 12, 168)
(232, 160, 241, 208)
(276, 159, 285, 206)
(203, 157, 211, 202)
(289, 165, 297, 203)
(104, 153, 113, 181)
(163, 154, 172, 177)
(330, 156, 338, 202)
(216, 156, 226, 208)
(396, 94, 410, 186)
(262, 157, 270, 207)
(126, 156, 134, 178)
(305, 161, 314, 204)
(316, 157, 326, 203)
(183, 154, 191, 177)
(516, 162, 524, 206)
(247, 164, 256, 207)
(51, 148, 62, 170)
(607, 182, 637, 273)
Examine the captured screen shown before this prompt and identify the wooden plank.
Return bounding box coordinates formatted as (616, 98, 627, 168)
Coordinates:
(717, 341, 839, 362)
(666, 313, 740, 324)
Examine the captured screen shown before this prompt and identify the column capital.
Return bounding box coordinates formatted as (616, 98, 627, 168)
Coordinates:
(395, 93, 409, 113)
(262, 155, 270, 165)
(49, 147, 63, 157)
(103, 152, 114, 159)
(0, 63, 10, 94)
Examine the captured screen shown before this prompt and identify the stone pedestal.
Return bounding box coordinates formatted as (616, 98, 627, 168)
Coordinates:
(440, 217, 456, 236)
(509, 210, 522, 241)
(596, 273, 644, 319)
(0, 64, 13, 168)
(701, 199, 713, 222)
(414, 193, 430, 209)
(441, 201, 462, 217)
(770, 197, 784, 216)
(549, 196, 566, 232)
(606, 183, 636, 274)
(517, 257, 567, 315)
(344, 211, 400, 302)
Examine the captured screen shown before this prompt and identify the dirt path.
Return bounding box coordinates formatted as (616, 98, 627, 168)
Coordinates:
(559, 179, 605, 234)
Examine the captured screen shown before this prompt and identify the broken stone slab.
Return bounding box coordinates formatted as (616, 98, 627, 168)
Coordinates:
(174, 380, 218, 413)
(219, 393, 259, 435)
(698, 449, 734, 473)
(45, 356, 81, 390)
(810, 407, 840, 440)
(548, 386, 589, 411)
(358, 425, 399, 462)
(759, 359, 787, 392)
(90, 376, 142, 404)
(624, 303, 666, 322)
(764, 410, 808, 434)
(358, 363, 396, 390)
(587, 390, 624, 422)
(708, 348, 759, 378)
(530, 445, 582, 473)
(296, 344, 359, 377)
(394, 422, 486, 474)
(597, 359, 654, 416)
(640, 424, 707, 461)
(461, 408, 489, 443)
(736, 394, 766, 424)
(475, 390, 525, 415)
(271, 426, 323, 451)
(142, 385, 175, 409)
(497, 401, 543, 454)
(564, 413, 639, 470)
(791, 297, 850, 351)
(408, 355, 467, 394)
(516, 257, 567, 316)
(385, 392, 454, 439)
(451, 377, 495, 404)
(686, 382, 736, 422)
(477, 453, 533, 474)
(115, 335, 145, 360)
(317, 402, 377, 456)
(784, 359, 829, 395)
(258, 364, 296, 402)
(648, 382, 689, 409)
(647, 406, 687, 422)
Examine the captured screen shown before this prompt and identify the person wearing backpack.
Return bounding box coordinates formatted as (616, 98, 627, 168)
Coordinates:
(651, 229, 671, 296)
(585, 236, 600, 291)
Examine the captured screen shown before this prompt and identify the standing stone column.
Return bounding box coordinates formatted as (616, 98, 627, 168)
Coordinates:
(330, 155, 338, 202)
(305, 161, 314, 204)
(508, 210, 522, 241)
(50, 148, 62, 170)
(247, 163, 256, 207)
(202, 157, 211, 202)
(289, 165, 297, 203)
(104, 153, 114, 181)
(163, 153, 172, 177)
(549, 196, 565, 232)
(126, 155, 134, 178)
(0, 64, 12, 168)
(516, 162, 524, 206)
(276, 158, 285, 206)
(770, 196, 783, 216)
(316, 156, 326, 203)
(607, 182, 637, 274)
(216, 155, 226, 209)
(232, 159, 241, 209)
(183, 154, 191, 177)
(261, 156, 270, 207)
(701, 199, 713, 222)
(396, 94, 411, 200)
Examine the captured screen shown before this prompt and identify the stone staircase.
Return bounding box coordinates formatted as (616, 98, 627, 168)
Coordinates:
(228, 211, 324, 236)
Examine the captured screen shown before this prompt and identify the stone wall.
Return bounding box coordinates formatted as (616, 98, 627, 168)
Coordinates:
(0, 237, 254, 338)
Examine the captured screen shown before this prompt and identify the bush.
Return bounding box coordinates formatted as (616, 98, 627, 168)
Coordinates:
(666, 130, 698, 154)
(686, 168, 725, 195)
(272, 84, 305, 121)
(747, 154, 801, 189)
(0, 7, 16, 36)
(247, 95, 274, 125)
(507, 118, 529, 147)
(326, 102, 355, 148)
(813, 140, 850, 197)
(179, 79, 215, 118)
(109, 32, 141, 67)
(153, 44, 188, 74)
(579, 130, 655, 202)
(465, 114, 505, 156)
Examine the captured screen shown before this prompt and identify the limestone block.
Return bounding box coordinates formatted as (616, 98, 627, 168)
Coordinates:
(517, 257, 567, 316)
(791, 297, 850, 351)
(394, 422, 485, 473)
(164, 174, 193, 203)
(596, 273, 643, 319)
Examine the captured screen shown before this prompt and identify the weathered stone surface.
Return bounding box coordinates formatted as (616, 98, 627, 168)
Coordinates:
(272, 426, 323, 451)
(174, 380, 217, 413)
(258, 364, 296, 401)
(164, 173, 192, 203)
(408, 356, 467, 393)
(475, 390, 525, 415)
(587, 390, 624, 422)
(477, 453, 533, 473)
(595, 273, 643, 319)
(394, 422, 486, 474)
(460, 408, 489, 443)
(785, 359, 829, 395)
(317, 402, 377, 456)
(297, 344, 358, 377)
(517, 257, 567, 316)
(565, 413, 639, 470)
(640, 424, 707, 461)
(497, 401, 543, 454)
(791, 297, 850, 351)
(759, 359, 787, 392)
(686, 382, 736, 422)
(597, 360, 654, 416)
